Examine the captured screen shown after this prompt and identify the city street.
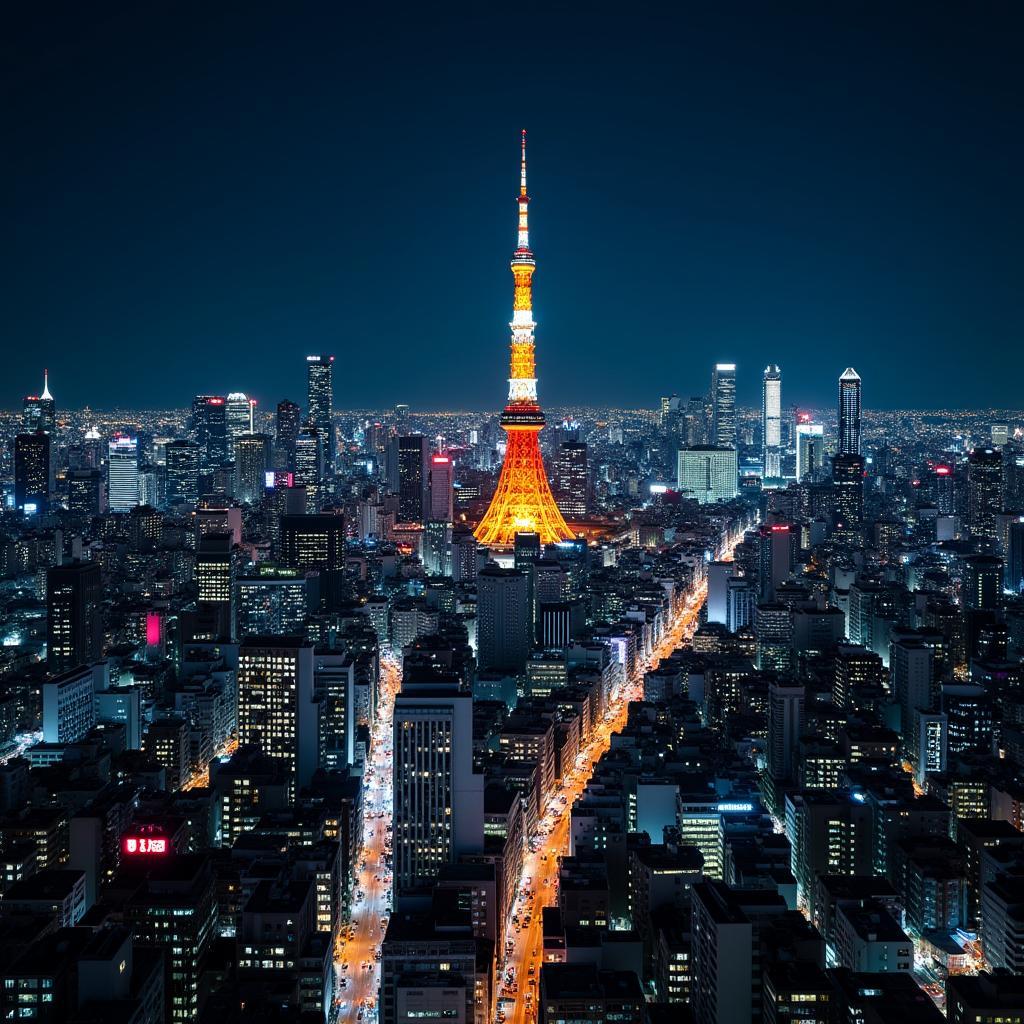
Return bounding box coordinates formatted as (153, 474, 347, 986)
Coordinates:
(335, 657, 400, 1023)
(497, 552, 725, 1024)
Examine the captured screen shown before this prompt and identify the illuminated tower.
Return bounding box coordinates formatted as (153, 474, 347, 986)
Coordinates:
(475, 131, 573, 548)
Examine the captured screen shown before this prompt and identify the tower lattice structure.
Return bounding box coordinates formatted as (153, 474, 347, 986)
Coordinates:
(475, 132, 574, 548)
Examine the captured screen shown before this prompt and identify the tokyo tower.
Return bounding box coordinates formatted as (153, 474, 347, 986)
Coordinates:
(474, 131, 574, 548)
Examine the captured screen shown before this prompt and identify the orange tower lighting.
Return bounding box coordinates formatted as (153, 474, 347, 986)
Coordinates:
(474, 131, 574, 548)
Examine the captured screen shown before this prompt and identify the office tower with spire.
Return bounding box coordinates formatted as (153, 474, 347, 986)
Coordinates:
(711, 363, 737, 449)
(23, 369, 56, 434)
(107, 435, 140, 512)
(762, 365, 782, 482)
(306, 355, 335, 472)
(275, 399, 301, 472)
(475, 131, 573, 547)
(838, 368, 862, 455)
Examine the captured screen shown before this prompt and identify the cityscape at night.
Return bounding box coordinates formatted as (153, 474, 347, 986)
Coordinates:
(3, 6, 1024, 1024)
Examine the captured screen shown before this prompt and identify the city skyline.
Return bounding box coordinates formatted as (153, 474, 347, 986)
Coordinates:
(5, 6, 1023, 411)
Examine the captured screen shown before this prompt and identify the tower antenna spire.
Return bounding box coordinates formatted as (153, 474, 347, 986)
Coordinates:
(41, 368, 52, 402)
(520, 128, 528, 197)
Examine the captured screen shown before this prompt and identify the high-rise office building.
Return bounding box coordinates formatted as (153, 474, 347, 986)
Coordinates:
(22, 369, 56, 434)
(795, 423, 825, 481)
(225, 392, 251, 458)
(275, 398, 301, 472)
(42, 665, 97, 744)
(428, 452, 454, 522)
(762, 365, 782, 481)
(192, 395, 229, 469)
(46, 560, 103, 673)
(233, 433, 271, 504)
(392, 434, 428, 523)
(14, 431, 51, 513)
(237, 566, 310, 637)
(279, 514, 345, 572)
(838, 367, 862, 456)
(126, 856, 217, 1024)
(554, 441, 588, 518)
(279, 512, 345, 608)
(306, 354, 335, 471)
(313, 650, 356, 773)
(107, 435, 139, 513)
(706, 561, 734, 626)
(711, 363, 737, 449)
(165, 439, 200, 508)
(968, 446, 1003, 540)
(66, 468, 105, 515)
(196, 532, 234, 640)
(393, 680, 483, 893)
(677, 446, 739, 504)
(767, 682, 804, 785)
(933, 463, 955, 514)
(832, 453, 865, 540)
(476, 563, 530, 673)
(293, 428, 323, 511)
(237, 637, 318, 790)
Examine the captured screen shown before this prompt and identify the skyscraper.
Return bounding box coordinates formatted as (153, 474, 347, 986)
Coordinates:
(838, 367, 862, 456)
(474, 131, 573, 547)
(967, 446, 1003, 540)
(676, 446, 739, 503)
(711, 363, 737, 449)
(428, 453, 455, 522)
(762, 365, 782, 481)
(165, 440, 200, 508)
(554, 441, 588, 518)
(233, 433, 271, 504)
(46, 560, 103, 673)
(832, 453, 865, 541)
(275, 399, 301, 471)
(393, 680, 483, 894)
(14, 431, 51, 513)
(225, 392, 251, 458)
(107, 435, 140, 513)
(237, 637, 318, 790)
(395, 434, 429, 523)
(306, 354, 335, 471)
(293, 429, 323, 512)
(476, 563, 530, 673)
(192, 395, 229, 469)
(196, 532, 234, 640)
(22, 369, 55, 434)
(795, 423, 825, 481)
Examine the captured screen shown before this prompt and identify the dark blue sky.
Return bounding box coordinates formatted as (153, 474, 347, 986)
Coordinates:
(3, 3, 1022, 412)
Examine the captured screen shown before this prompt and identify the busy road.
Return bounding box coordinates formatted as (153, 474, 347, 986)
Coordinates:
(497, 554, 722, 1024)
(335, 657, 401, 1023)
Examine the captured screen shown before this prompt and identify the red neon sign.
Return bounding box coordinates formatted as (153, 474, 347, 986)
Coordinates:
(122, 836, 168, 855)
(146, 611, 161, 646)
(935, 465, 951, 476)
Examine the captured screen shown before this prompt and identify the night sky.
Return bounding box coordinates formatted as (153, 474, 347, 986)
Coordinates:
(4, 4, 1022, 412)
